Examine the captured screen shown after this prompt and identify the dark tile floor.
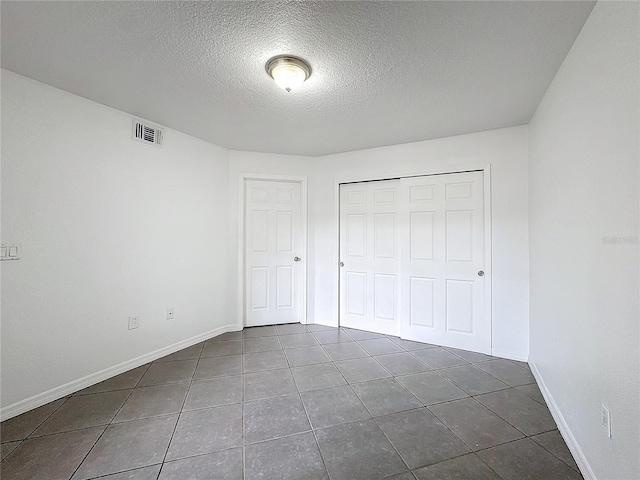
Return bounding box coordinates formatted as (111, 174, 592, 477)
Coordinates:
(0, 323, 582, 480)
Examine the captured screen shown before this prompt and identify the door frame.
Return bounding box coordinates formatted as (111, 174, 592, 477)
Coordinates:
(238, 173, 308, 329)
(335, 164, 492, 350)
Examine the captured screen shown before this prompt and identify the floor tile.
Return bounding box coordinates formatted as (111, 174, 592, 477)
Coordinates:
(387, 473, 416, 480)
(0, 426, 104, 480)
(275, 323, 309, 335)
(279, 332, 319, 348)
(301, 385, 371, 429)
(477, 438, 583, 480)
(531, 430, 580, 471)
(443, 347, 493, 363)
(374, 352, 431, 376)
(113, 383, 189, 423)
(243, 349, 288, 373)
(2, 323, 574, 480)
(340, 328, 385, 341)
(396, 372, 468, 405)
(516, 383, 546, 405)
(376, 408, 471, 469)
(511, 359, 532, 371)
(193, 355, 242, 380)
(476, 388, 557, 436)
(413, 454, 500, 480)
(438, 364, 509, 395)
(243, 368, 297, 401)
(0, 441, 21, 461)
(243, 336, 282, 354)
(284, 345, 331, 367)
(76, 366, 149, 396)
(243, 394, 311, 444)
(475, 359, 536, 386)
(291, 363, 347, 392)
(183, 375, 242, 411)
(74, 415, 178, 479)
(98, 464, 162, 479)
(138, 360, 197, 387)
(306, 323, 337, 332)
(201, 340, 242, 357)
(351, 378, 422, 417)
(166, 404, 242, 461)
(155, 343, 203, 362)
(322, 341, 369, 361)
(245, 431, 328, 480)
(388, 337, 436, 351)
(334, 357, 392, 383)
(429, 398, 524, 450)
(357, 338, 405, 355)
(411, 348, 468, 369)
(210, 331, 242, 342)
(312, 329, 353, 344)
(0, 398, 67, 441)
(32, 390, 130, 436)
(242, 325, 277, 338)
(315, 418, 407, 480)
(159, 448, 242, 479)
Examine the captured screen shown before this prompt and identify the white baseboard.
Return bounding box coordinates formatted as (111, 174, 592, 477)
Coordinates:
(530, 362, 596, 480)
(491, 348, 529, 362)
(0, 324, 241, 422)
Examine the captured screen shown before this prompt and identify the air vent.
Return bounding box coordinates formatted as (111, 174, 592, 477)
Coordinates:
(132, 119, 163, 146)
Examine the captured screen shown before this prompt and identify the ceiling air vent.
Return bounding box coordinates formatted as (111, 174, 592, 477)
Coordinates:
(132, 119, 163, 147)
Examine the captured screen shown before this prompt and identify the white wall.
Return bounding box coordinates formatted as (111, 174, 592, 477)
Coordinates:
(1, 70, 232, 414)
(311, 127, 530, 360)
(528, 2, 639, 479)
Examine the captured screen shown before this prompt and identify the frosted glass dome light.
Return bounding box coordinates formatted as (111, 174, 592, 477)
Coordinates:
(266, 55, 311, 92)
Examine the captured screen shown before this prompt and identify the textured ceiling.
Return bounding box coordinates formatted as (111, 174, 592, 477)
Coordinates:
(1, 1, 595, 156)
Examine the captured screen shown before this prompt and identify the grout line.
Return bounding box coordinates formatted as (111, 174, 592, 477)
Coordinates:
(84, 463, 162, 480)
(155, 343, 202, 477)
(11, 394, 71, 442)
(298, 395, 332, 480)
(68, 362, 152, 480)
(529, 433, 582, 473)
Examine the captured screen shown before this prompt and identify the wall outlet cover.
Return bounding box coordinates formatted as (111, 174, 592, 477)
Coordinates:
(128, 315, 140, 330)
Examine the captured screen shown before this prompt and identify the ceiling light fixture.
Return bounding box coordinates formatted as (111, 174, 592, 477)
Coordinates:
(266, 55, 311, 92)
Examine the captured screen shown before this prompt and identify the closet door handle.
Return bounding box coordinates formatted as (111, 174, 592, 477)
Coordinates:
(478, 270, 485, 277)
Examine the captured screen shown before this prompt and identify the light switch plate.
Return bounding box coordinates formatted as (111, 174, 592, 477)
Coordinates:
(1, 243, 20, 261)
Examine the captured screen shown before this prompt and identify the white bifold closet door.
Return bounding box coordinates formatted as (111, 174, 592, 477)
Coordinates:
(339, 180, 401, 336)
(339, 171, 489, 354)
(245, 180, 303, 327)
(400, 171, 488, 353)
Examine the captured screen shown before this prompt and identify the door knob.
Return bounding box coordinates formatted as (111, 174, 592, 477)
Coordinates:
(294, 256, 301, 262)
(478, 270, 485, 277)
(339, 262, 344, 267)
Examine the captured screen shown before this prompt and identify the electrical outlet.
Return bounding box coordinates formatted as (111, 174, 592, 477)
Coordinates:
(128, 315, 140, 330)
(602, 404, 611, 438)
(166, 307, 174, 320)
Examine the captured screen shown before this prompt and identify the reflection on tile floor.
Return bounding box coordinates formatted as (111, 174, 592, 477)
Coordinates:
(1, 324, 582, 479)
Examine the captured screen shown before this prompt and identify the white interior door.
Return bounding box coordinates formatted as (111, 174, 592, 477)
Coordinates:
(400, 171, 489, 353)
(245, 180, 303, 327)
(339, 180, 401, 335)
